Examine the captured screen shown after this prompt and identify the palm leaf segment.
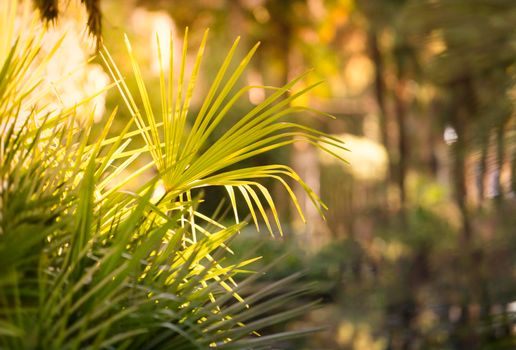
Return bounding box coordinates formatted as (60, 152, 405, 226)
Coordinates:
(101, 28, 347, 236)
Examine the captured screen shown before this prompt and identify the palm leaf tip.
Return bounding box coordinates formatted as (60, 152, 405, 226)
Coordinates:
(81, 0, 102, 37)
(33, 0, 59, 22)
(32, 0, 102, 41)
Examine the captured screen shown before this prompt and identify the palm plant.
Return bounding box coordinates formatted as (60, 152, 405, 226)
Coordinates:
(0, 0, 346, 348)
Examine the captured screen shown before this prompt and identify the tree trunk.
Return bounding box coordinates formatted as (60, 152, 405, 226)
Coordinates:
(449, 76, 476, 242)
(368, 31, 394, 211)
(368, 31, 390, 155)
(511, 142, 516, 194)
(478, 134, 489, 205)
(394, 78, 408, 223)
(494, 122, 507, 203)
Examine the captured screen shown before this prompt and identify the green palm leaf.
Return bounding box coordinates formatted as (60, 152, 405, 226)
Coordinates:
(101, 28, 347, 236)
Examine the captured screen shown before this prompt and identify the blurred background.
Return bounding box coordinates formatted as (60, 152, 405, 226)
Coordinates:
(51, 0, 516, 348)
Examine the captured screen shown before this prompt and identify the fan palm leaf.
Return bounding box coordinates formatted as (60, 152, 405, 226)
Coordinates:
(101, 28, 347, 236)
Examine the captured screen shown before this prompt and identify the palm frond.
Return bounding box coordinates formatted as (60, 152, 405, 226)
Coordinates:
(102, 28, 347, 236)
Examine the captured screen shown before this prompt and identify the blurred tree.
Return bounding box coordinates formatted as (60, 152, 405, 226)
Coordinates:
(404, 0, 516, 216)
(402, 1, 516, 348)
(358, 0, 421, 226)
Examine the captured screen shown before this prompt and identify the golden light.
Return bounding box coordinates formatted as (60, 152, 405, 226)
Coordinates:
(319, 133, 388, 182)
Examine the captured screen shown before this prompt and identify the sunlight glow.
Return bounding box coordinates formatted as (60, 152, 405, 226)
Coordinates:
(443, 125, 458, 145)
(247, 69, 265, 104)
(319, 133, 388, 181)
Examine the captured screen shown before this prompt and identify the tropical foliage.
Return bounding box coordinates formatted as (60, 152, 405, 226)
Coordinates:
(0, 0, 345, 348)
